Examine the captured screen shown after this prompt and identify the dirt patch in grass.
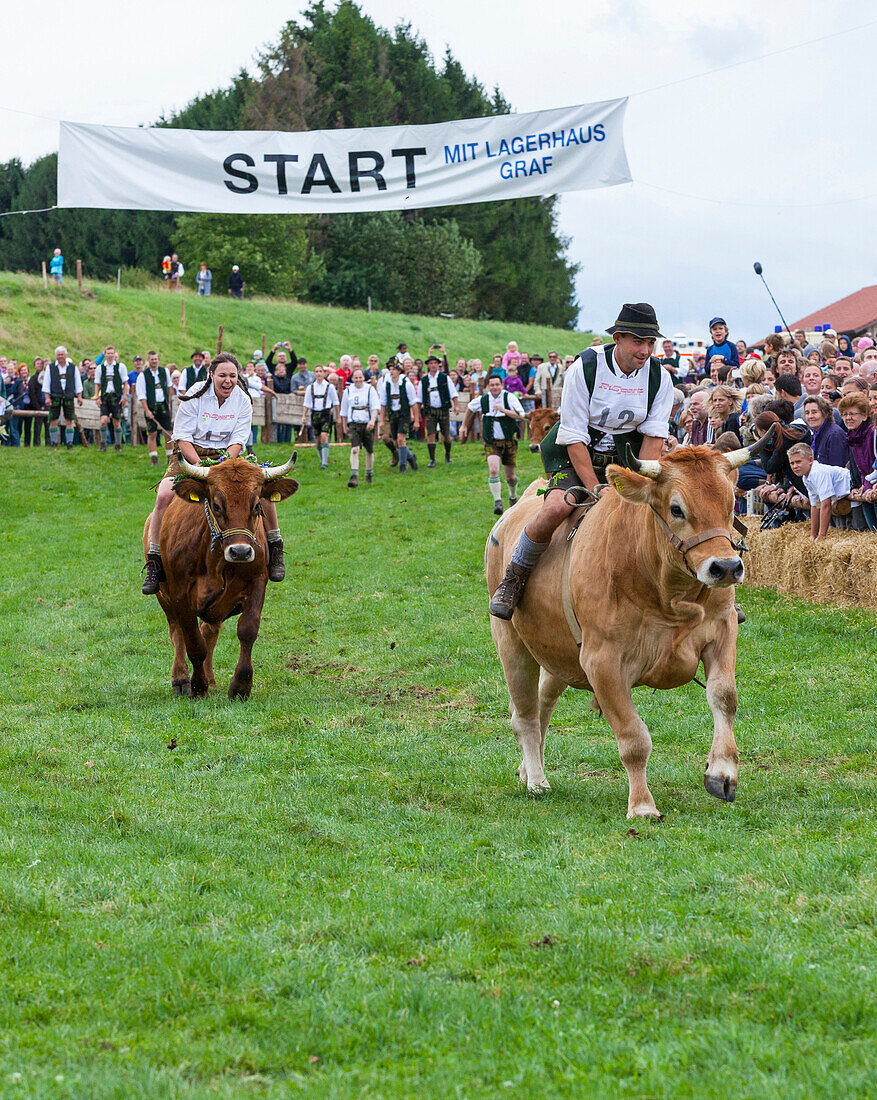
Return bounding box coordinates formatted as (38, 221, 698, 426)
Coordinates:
(286, 656, 364, 675)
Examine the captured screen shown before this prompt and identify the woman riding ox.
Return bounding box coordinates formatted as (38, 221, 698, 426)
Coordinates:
(141, 353, 287, 594)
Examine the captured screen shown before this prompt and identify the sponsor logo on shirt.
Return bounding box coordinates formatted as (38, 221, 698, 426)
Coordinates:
(597, 381, 644, 397)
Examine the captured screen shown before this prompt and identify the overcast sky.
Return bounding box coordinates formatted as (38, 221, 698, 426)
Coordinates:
(4, 0, 877, 340)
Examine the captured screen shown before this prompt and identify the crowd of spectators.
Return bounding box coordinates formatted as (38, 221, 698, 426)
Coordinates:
(0, 338, 573, 451)
(663, 319, 877, 536)
(3, 321, 876, 538)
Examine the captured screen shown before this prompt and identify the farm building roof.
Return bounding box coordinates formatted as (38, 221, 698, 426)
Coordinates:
(789, 285, 877, 335)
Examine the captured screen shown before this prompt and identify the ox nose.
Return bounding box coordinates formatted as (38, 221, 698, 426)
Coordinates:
(225, 544, 255, 563)
(707, 557, 744, 584)
(528, 443, 539, 453)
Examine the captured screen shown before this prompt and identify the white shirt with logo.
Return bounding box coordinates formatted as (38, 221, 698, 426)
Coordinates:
(341, 383, 380, 423)
(172, 383, 252, 449)
(556, 344, 674, 452)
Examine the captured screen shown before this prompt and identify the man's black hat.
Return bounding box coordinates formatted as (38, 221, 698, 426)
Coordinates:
(607, 302, 663, 339)
(530, 352, 544, 362)
(386, 357, 399, 370)
(425, 354, 441, 365)
(191, 349, 204, 358)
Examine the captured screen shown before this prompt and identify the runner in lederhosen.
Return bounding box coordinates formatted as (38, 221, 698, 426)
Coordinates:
(303, 364, 340, 469)
(340, 368, 380, 487)
(379, 359, 421, 473)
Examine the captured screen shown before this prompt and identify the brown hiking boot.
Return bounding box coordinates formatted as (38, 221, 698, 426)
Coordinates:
(98, 441, 107, 452)
(267, 539, 285, 582)
(347, 471, 359, 488)
(141, 552, 165, 595)
(489, 561, 532, 620)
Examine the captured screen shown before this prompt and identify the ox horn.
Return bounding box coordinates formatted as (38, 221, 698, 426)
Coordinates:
(176, 455, 210, 480)
(724, 422, 777, 470)
(623, 443, 662, 480)
(263, 451, 298, 479)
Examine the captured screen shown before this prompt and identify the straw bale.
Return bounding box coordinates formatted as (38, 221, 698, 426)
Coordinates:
(743, 523, 877, 610)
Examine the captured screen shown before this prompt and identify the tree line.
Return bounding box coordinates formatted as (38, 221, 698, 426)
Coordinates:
(0, 1, 578, 327)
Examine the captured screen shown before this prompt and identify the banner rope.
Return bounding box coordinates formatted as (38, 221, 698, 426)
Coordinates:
(0, 206, 58, 217)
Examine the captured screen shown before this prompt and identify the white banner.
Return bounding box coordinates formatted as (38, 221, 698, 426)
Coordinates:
(57, 100, 630, 214)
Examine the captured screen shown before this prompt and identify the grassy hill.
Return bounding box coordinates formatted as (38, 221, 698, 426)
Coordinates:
(0, 272, 594, 367)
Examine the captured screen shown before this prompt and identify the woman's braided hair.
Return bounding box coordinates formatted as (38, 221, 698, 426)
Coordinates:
(179, 351, 252, 403)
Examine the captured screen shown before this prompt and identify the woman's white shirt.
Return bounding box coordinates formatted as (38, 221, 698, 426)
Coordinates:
(173, 383, 252, 449)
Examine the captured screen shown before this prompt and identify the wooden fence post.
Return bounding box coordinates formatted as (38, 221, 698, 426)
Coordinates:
(262, 393, 275, 444)
(76, 259, 83, 294)
(41, 261, 48, 289)
(261, 333, 266, 360)
(217, 325, 224, 354)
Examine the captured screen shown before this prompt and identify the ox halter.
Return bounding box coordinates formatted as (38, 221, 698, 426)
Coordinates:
(175, 451, 297, 555)
(647, 506, 749, 581)
(203, 497, 261, 555)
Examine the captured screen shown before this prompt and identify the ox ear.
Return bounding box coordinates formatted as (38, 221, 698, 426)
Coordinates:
(605, 463, 657, 505)
(261, 477, 299, 503)
(173, 478, 207, 503)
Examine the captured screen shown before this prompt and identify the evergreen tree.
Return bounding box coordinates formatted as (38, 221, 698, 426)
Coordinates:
(246, 2, 578, 325)
(0, 1, 578, 324)
(0, 153, 173, 279)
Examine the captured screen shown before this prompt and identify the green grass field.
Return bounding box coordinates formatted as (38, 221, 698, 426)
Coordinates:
(0, 272, 592, 370)
(2, 442, 876, 1098)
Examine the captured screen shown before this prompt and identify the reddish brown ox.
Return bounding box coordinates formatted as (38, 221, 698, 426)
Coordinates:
(142, 454, 299, 699)
(485, 434, 772, 818)
(527, 407, 559, 453)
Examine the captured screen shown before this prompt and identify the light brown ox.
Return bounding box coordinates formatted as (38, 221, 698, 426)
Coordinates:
(526, 407, 559, 453)
(485, 436, 772, 818)
(142, 454, 299, 700)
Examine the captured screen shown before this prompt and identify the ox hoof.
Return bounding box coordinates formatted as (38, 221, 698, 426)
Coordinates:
(627, 805, 663, 820)
(172, 680, 191, 698)
(704, 773, 737, 802)
(228, 681, 252, 701)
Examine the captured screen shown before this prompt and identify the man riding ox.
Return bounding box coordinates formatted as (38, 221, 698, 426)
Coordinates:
(490, 303, 675, 621)
(484, 301, 774, 817)
(145, 451, 298, 700)
(486, 433, 772, 819)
